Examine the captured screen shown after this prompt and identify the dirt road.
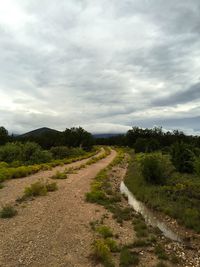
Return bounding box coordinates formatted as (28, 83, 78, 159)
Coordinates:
(0, 149, 117, 267)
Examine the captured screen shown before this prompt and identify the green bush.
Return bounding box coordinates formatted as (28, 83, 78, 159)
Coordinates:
(171, 142, 195, 173)
(92, 239, 114, 267)
(51, 171, 67, 179)
(86, 190, 108, 204)
(0, 205, 17, 218)
(105, 238, 119, 252)
(0, 142, 52, 165)
(0, 142, 22, 163)
(50, 146, 71, 159)
(141, 153, 174, 185)
(120, 247, 139, 266)
(194, 157, 200, 176)
(46, 182, 58, 192)
(96, 225, 113, 238)
(24, 181, 48, 198)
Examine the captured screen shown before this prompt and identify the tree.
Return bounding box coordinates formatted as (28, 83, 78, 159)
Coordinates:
(63, 127, 94, 149)
(171, 142, 195, 173)
(0, 127, 9, 145)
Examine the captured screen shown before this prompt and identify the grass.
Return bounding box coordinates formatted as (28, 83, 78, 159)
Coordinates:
(124, 151, 200, 232)
(0, 205, 17, 218)
(51, 171, 67, 179)
(120, 247, 139, 266)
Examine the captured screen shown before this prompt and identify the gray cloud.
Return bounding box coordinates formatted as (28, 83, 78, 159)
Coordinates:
(0, 0, 200, 134)
(152, 82, 200, 106)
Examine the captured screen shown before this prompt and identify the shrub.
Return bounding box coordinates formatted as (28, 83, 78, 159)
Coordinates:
(51, 171, 67, 179)
(171, 142, 195, 173)
(194, 157, 200, 176)
(46, 182, 58, 192)
(86, 190, 107, 204)
(0, 162, 9, 168)
(92, 239, 114, 267)
(0, 142, 52, 165)
(105, 238, 119, 252)
(154, 245, 168, 260)
(50, 146, 71, 159)
(96, 225, 113, 238)
(120, 247, 139, 266)
(141, 153, 174, 185)
(24, 181, 47, 198)
(0, 142, 22, 163)
(0, 205, 17, 218)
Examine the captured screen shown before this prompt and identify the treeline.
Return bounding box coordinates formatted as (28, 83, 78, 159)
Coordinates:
(96, 126, 200, 150)
(0, 126, 94, 150)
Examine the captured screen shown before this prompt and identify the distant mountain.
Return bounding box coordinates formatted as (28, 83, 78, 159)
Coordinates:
(19, 127, 61, 138)
(93, 133, 124, 139)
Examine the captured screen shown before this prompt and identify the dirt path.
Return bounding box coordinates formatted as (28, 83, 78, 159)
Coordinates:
(0, 149, 116, 267)
(0, 148, 104, 206)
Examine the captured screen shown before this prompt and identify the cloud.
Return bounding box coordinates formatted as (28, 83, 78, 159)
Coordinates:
(0, 0, 200, 135)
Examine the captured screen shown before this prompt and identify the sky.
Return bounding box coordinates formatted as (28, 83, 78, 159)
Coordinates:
(0, 0, 200, 135)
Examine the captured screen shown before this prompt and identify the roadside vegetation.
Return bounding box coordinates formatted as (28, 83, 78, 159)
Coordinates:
(0, 145, 99, 184)
(125, 149, 200, 232)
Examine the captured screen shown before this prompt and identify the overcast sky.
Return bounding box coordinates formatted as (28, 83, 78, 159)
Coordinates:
(0, 0, 200, 134)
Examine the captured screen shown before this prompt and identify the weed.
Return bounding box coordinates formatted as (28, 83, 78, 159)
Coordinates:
(46, 182, 58, 192)
(24, 181, 47, 198)
(120, 247, 139, 266)
(92, 239, 115, 267)
(0, 205, 17, 218)
(105, 238, 120, 252)
(51, 171, 67, 179)
(96, 225, 113, 238)
(154, 245, 168, 260)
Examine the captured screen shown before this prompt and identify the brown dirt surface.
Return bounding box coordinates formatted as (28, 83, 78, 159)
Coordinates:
(0, 149, 117, 267)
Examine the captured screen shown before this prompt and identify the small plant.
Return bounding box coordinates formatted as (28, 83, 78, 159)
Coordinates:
(85, 190, 108, 204)
(105, 238, 119, 252)
(51, 171, 67, 179)
(92, 239, 114, 267)
(133, 219, 148, 238)
(120, 247, 139, 266)
(24, 181, 48, 198)
(96, 225, 113, 238)
(0, 205, 17, 218)
(154, 245, 168, 260)
(46, 182, 58, 192)
(132, 238, 151, 247)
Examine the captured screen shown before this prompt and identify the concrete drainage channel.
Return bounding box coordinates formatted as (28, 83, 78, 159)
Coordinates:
(120, 181, 182, 243)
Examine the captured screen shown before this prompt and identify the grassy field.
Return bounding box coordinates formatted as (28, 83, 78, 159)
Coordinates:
(124, 151, 200, 232)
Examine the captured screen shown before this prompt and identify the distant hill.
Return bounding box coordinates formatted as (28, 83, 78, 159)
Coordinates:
(19, 128, 124, 139)
(93, 133, 124, 139)
(19, 127, 61, 138)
